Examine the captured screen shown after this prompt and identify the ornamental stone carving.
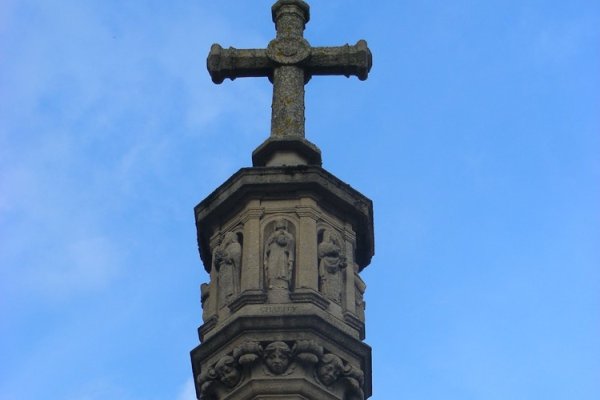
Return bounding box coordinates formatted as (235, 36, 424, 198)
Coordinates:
(214, 232, 242, 307)
(293, 339, 324, 364)
(317, 353, 344, 386)
(197, 354, 243, 399)
(318, 229, 347, 303)
(200, 283, 211, 322)
(196, 340, 365, 400)
(263, 341, 293, 375)
(317, 353, 365, 400)
(266, 37, 311, 65)
(264, 219, 295, 290)
(214, 355, 241, 388)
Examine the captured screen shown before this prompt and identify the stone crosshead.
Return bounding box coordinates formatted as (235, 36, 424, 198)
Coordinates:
(207, 0, 372, 139)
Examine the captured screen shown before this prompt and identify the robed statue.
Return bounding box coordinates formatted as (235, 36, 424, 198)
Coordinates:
(214, 232, 242, 306)
(318, 229, 347, 303)
(264, 219, 295, 290)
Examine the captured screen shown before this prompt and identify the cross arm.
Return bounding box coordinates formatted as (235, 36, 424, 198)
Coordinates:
(307, 40, 373, 81)
(207, 44, 273, 84)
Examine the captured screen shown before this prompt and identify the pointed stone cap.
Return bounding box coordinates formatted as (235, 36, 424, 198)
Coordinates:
(252, 137, 322, 167)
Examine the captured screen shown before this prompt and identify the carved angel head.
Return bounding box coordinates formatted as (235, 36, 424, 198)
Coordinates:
(214, 355, 241, 388)
(317, 353, 344, 386)
(263, 341, 292, 375)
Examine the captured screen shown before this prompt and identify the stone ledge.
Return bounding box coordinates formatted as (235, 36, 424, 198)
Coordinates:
(229, 290, 269, 313)
(230, 377, 338, 400)
(290, 288, 330, 310)
(199, 315, 218, 338)
(343, 312, 366, 340)
(252, 137, 322, 167)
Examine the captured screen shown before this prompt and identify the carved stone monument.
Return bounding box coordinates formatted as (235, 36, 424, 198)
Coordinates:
(191, 1, 374, 399)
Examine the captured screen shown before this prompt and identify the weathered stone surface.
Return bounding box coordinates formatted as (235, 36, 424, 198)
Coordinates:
(207, 0, 372, 166)
(192, 164, 374, 400)
(195, 166, 374, 272)
(192, 2, 374, 399)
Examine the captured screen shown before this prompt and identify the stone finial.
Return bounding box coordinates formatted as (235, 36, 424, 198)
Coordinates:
(206, 0, 372, 166)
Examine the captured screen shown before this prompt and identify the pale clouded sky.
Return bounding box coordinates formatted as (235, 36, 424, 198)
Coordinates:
(1, 0, 599, 399)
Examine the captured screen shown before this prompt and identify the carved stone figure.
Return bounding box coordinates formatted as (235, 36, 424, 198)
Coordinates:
(318, 229, 347, 303)
(354, 272, 366, 321)
(344, 367, 366, 400)
(263, 341, 293, 375)
(200, 283, 211, 322)
(214, 232, 242, 306)
(317, 353, 344, 386)
(264, 219, 295, 290)
(214, 355, 241, 388)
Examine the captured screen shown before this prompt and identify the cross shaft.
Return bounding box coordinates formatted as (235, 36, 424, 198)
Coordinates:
(207, 0, 372, 139)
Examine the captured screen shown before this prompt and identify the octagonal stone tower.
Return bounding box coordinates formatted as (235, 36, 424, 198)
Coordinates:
(190, 2, 374, 399)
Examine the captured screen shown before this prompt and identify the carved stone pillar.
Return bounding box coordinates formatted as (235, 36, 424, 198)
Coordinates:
(240, 205, 264, 293)
(295, 199, 319, 291)
(192, 1, 374, 399)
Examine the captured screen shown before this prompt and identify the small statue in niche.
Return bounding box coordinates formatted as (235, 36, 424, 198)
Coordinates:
(214, 355, 242, 388)
(264, 219, 295, 290)
(354, 272, 366, 321)
(316, 353, 344, 386)
(263, 341, 293, 375)
(214, 232, 242, 306)
(318, 229, 347, 303)
(197, 353, 243, 399)
(200, 283, 211, 322)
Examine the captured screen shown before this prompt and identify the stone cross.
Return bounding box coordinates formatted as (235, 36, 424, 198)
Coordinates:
(207, 0, 372, 139)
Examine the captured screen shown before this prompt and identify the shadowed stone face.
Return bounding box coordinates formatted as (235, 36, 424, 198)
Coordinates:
(317, 354, 344, 386)
(215, 355, 241, 387)
(264, 341, 292, 374)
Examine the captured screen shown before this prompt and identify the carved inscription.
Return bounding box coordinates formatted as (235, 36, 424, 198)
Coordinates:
(260, 305, 297, 314)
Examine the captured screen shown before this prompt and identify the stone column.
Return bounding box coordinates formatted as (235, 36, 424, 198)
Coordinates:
(295, 199, 319, 290)
(240, 203, 265, 292)
(343, 224, 357, 313)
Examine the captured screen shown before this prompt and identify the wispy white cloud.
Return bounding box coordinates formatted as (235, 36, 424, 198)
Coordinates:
(0, 0, 254, 302)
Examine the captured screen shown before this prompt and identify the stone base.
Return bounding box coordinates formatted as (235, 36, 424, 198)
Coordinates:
(252, 137, 322, 167)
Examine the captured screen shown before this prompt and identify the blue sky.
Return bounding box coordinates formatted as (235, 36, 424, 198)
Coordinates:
(1, 0, 599, 399)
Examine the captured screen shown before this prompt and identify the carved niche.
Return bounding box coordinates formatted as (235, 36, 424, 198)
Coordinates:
(263, 218, 296, 290)
(213, 231, 243, 308)
(317, 228, 347, 304)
